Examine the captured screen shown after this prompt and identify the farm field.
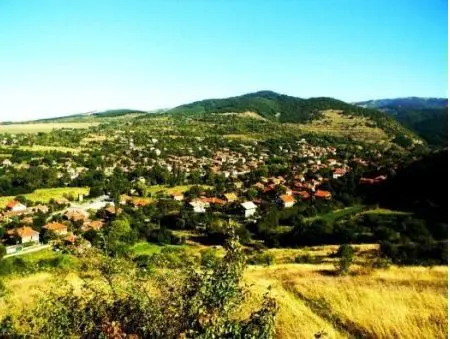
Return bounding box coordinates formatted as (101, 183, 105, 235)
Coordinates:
(145, 184, 212, 196)
(0, 187, 89, 207)
(0, 122, 99, 134)
(17, 145, 81, 153)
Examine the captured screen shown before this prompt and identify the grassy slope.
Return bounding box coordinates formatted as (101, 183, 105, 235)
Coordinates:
(1, 246, 446, 338)
(243, 264, 447, 339)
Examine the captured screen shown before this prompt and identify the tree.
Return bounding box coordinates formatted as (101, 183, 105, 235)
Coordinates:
(335, 244, 354, 275)
(0, 244, 6, 260)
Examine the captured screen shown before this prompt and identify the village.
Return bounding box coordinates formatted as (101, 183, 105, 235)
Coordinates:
(0, 130, 388, 256)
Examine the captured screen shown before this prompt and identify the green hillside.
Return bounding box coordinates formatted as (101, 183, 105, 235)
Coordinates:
(168, 91, 421, 145)
(356, 97, 448, 146)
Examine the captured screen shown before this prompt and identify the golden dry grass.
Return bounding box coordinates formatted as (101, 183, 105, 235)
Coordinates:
(0, 122, 99, 133)
(0, 248, 446, 339)
(244, 264, 448, 339)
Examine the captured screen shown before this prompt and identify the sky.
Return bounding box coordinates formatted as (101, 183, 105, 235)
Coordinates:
(0, 0, 447, 121)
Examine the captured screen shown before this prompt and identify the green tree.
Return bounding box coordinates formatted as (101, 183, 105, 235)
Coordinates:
(335, 244, 354, 275)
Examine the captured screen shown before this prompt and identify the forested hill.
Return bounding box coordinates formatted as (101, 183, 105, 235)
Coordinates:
(356, 97, 448, 146)
(366, 150, 448, 223)
(167, 90, 420, 143)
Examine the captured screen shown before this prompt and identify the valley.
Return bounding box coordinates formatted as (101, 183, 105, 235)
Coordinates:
(0, 92, 446, 338)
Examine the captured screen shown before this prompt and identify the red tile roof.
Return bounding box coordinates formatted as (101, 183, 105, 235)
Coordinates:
(314, 190, 332, 199)
(280, 195, 295, 203)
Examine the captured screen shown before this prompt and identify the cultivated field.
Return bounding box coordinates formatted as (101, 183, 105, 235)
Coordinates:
(17, 145, 81, 153)
(0, 187, 89, 207)
(146, 184, 212, 196)
(0, 122, 99, 134)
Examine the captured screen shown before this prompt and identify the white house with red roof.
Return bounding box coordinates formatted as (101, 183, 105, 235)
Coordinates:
(6, 200, 27, 212)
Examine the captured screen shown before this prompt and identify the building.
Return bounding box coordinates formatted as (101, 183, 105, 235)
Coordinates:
(170, 192, 184, 201)
(189, 200, 208, 213)
(314, 190, 332, 200)
(6, 201, 27, 212)
(64, 208, 89, 222)
(279, 194, 295, 208)
(43, 222, 68, 235)
(333, 168, 346, 179)
(240, 201, 257, 218)
(7, 226, 40, 244)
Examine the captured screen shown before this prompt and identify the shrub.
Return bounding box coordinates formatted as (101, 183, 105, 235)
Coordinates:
(247, 252, 275, 266)
(200, 248, 220, 268)
(15, 232, 277, 338)
(294, 254, 317, 264)
(335, 244, 354, 275)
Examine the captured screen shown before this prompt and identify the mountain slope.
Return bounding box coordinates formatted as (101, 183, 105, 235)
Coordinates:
(356, 97, 448, 146)
(357, 97, 447, 110)
(168, 91, 421, 145)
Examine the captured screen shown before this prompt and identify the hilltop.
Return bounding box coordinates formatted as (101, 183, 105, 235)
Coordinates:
(167, 90, 421, 146)
(356, 97, 448, 146)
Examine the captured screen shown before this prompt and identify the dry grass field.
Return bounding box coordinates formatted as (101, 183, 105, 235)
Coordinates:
(243, 264, 448, 339)
(0, 122, 99, 134)
(0, 243, 446, 338)
(17, 145, 81, 153)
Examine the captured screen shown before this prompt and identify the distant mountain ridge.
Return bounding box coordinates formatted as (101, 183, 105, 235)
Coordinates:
(355, 97, 448, 146)
(356, 97, 447, 110)
(167, 90, 420, 144)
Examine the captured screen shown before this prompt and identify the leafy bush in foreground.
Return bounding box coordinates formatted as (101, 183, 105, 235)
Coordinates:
(5, 232, 277, 338)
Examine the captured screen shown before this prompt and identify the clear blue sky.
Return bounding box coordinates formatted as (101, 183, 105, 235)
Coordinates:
(0, 0, 447, 121)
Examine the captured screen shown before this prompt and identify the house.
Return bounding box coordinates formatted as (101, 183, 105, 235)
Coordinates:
(279, 195, 295, 208)
(2, 159, 12, 167)
(170, 192, 184, 201)
(7, 226, 40, 243)
(254, 182, 265, 191)
(56, 197, 70, 205)
(130, 198, 151, 207)
(240, 201, 257, 218)
(189, 200, 208, 213)
(6, 200, 26, 212)
(314, 190, 332, 200)
(119, 195, 132, 205)
(201, 197, 226, 206)
(64, 208, 88, 222)
(43, 222, 68, 235)
(223, 192, 238, 203)
(333, 168, 346, 179)
(82, 219, 104, 232)
(105, 206, 122, 216)
(32, 204, 49, 214)
(20, 216, 33, 225)
(64, 234, 77, 245)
